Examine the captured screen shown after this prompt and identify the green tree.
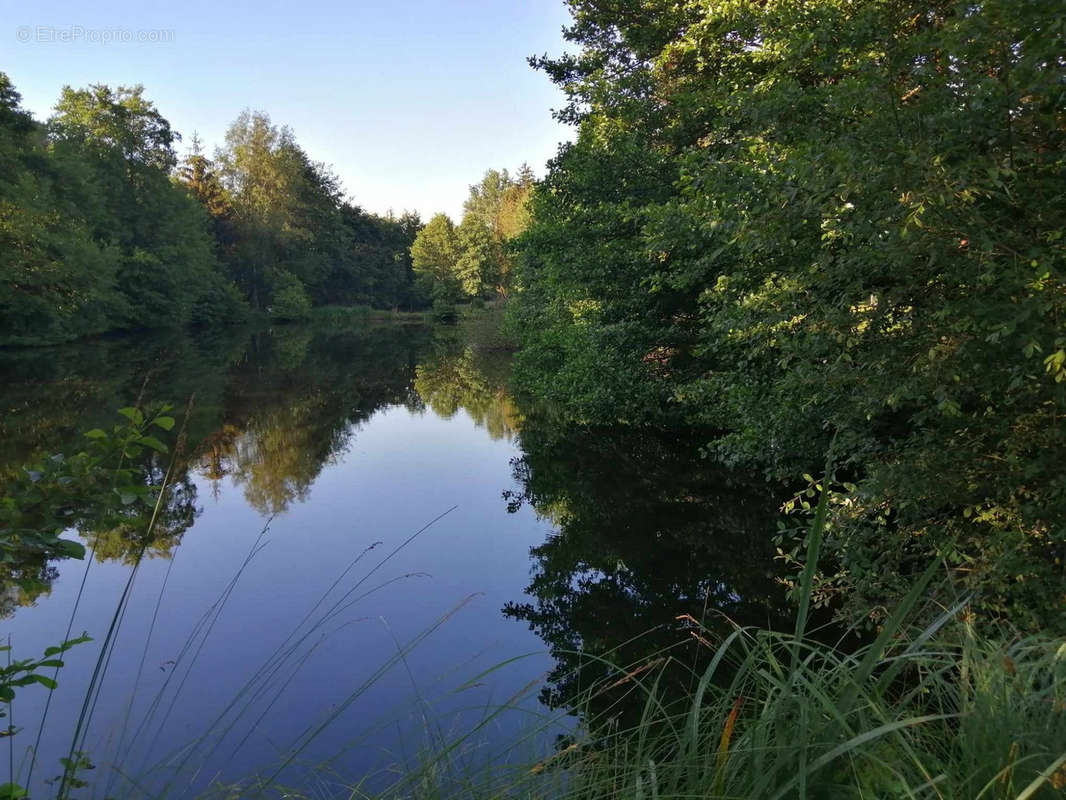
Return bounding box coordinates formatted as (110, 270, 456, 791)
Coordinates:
(49, 83, 224, 329)
(410, 213, 461, 303)
(458, 167, 535, 296)
(0, 75, 116, 345)
(215, 110, 296, 307)
(454, 214, 502, 297)
(514, 0, 1066, 629)
(51, 83, 177, 171)
(178, 134, 233, 226)
(270, 270, 312, 321)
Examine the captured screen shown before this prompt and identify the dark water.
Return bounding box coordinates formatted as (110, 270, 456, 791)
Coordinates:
(0, 322, 796, 796)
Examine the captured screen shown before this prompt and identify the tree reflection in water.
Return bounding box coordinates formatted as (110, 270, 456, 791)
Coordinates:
(0, 323, 435, 611)
(503, 417, 807, 729)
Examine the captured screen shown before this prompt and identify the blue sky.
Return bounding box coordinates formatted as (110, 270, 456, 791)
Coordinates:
(0, 0, 575, 221)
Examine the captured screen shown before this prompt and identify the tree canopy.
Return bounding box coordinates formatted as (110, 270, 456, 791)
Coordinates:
(0, 74, 428, 346)
(410, 167, 535, 305)
(511, 0, 1066, 628)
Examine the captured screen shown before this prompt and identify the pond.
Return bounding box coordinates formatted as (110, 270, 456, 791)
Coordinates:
(0, 322, 796, 797)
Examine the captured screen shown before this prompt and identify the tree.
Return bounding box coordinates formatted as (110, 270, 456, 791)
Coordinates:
(459, 168, 535, 296)
(215, 110, 296, 307)
(0, 75, 116, 345)
(51, 83, 177, 171)
(216, 109, 400, 311)
(410, 213, 461, 303)
(0, 74, 433, 344)
(178, 134, 232, 223)
(270, 270, 312, 321)
(498, 164, 534, 240)
(49, 82, 225, 330)
(454, 214, 502, 297)
(513, 0, 1066, 629)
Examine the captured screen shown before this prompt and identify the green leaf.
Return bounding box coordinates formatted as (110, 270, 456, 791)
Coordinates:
(54, 539, 86, 560)
(84, 429, 108, 439)
(45, 634, 91, 657)
(117, 406, 144, 426)
(153, 416, 176, 431)
(137, 435, 168, 454)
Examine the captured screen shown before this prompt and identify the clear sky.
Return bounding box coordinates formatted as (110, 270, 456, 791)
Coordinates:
(0, 0, 575, 221)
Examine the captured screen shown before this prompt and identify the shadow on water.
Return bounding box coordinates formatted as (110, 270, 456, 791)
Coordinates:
(500, 416, 818, 733)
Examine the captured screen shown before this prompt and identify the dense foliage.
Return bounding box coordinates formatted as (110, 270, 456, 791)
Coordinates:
(0, 74, 425, 346)
(512, 0, 1066, 628)
(411, 168, 534, 308)
(0, 78, 220, 344)
(210, 110, 424, 312)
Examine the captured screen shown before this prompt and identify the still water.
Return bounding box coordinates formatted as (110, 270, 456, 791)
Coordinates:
(0, 321, 794, 797)
(0, 323, 558, 796)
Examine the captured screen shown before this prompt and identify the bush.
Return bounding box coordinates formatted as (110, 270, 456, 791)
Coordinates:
(430, 299, 457, 323)
(271, 275, 312, 322)
(189, 279, 250, 327)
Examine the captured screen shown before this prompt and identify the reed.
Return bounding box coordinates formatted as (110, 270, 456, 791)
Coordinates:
(350, 488, 1066, 800)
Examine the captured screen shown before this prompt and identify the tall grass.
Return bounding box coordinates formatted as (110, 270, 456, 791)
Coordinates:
(10, 428, 1065, 799)
(350, 489, 1066, 800)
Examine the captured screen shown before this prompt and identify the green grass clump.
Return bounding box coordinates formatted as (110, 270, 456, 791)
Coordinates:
(363, 490, 1066, 800)
(537, 619, 1066, 800)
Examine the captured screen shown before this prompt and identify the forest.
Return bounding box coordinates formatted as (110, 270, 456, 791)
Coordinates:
(0, 73, 532, 346)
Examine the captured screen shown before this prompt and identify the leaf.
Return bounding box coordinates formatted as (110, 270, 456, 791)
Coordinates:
(44, 634, 91, 657)
(117, 406, 144, 426)
(0, 782, 29, 799)
(54, 539, 86, 560)
(84, 429, 107, 439)
(137, 435, 168, 454)
(30, 675, 57, 689)
(153, 416, 176, 431)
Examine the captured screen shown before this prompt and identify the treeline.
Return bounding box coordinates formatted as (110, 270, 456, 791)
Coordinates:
(512, 1, 1065, 628)
(410, 167, 533, 311)
(0, 73, 423, 346)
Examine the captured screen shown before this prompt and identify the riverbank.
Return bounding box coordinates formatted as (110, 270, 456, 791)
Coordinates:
(3, 320, 1064, 799)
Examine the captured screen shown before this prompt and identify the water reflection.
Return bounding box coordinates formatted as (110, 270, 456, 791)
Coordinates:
(0, 323, 435, 613)
(414, 346, 522, 441)
(0, 321, 554, 796)
(2, 322, 801, 693)
(0, 320, 808, 790)
(0, 427, 201, 616)
(503, 418, 801, 727)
